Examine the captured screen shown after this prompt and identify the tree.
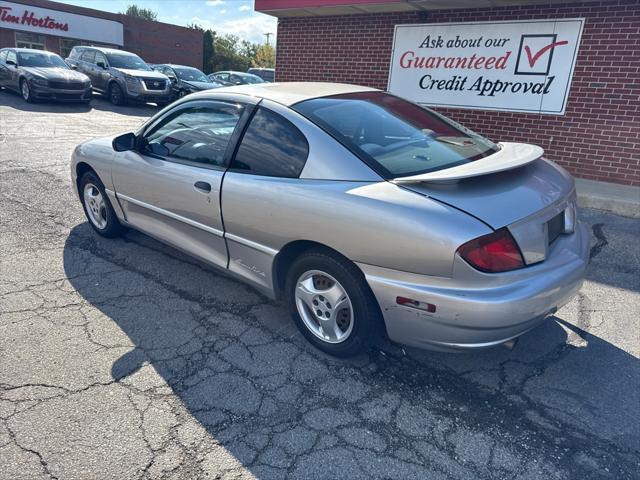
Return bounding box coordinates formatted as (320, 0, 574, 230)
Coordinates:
(211, 34, 250, 72)
(202, 29, 215, 73)
(187, 23, 204, 32)
(252, 44, 276, 68)
(122, 4, 158, 21)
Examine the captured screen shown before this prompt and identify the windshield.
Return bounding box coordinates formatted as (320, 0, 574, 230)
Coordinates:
(174, 67, 210, 83)
(17, 52, 69, 69)
(106, 53, 151, 71)
(239, 73, 265, 84)
(293, 91, 499, 178)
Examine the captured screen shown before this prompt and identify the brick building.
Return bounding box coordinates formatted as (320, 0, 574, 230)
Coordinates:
(257, 0, 639, 186)
(0, 0, 202, 68)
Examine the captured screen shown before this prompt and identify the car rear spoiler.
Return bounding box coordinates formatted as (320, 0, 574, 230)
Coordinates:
(391, 142, 544, 184)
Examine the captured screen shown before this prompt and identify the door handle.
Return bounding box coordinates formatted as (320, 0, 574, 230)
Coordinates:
(194, 181, 211, 193)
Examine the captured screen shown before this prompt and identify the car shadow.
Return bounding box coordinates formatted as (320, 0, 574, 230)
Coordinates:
(0, 86, 92, 113)
(62, 222, 639, 477)
(0, 88, 161, 116)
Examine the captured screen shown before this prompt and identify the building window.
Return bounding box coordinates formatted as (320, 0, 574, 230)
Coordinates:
(15, 32, 46, 50)
(60, 38, 82, 59)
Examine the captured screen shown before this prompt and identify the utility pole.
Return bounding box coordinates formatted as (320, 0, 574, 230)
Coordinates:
(264, 32, 272, 45)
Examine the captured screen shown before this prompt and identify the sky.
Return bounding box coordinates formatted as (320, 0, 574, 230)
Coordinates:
(55, 0, 278, 44)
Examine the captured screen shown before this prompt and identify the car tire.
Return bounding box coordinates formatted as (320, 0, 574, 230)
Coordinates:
(79, 171, 126, 238)
(20, 79, 33, 103)
(108, 83, 124, 106)
(285, 250, 384, 357)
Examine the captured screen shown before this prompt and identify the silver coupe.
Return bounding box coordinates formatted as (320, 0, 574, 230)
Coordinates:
(70, 82, 589, 357)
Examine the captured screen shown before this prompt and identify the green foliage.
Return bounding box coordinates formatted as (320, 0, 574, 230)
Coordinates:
(121, 4, 158, 21)
(199, 30, 276, 74)
(252, 44, 276, 68)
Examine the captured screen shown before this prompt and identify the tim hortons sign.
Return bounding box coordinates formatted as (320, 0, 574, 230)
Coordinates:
(388, 19, 584, 115)
(0, 2, 124, 45)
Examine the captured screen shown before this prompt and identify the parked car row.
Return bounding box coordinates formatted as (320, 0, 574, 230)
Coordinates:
(0, 45, 275, 106)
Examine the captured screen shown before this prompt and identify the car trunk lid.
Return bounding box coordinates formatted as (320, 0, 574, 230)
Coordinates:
(399, 156, 576, 265)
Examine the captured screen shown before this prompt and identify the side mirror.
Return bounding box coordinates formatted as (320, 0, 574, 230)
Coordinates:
(70, 64, 78, 70)
(168, 76, 177, 84)
(96, 61, 107, 69)
(112, 132, 137, 152)
(6, 59, 16, 66)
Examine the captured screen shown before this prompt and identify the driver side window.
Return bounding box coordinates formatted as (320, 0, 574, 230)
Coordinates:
(6, 50, 17, 65)
(142, 102, 244, 168)
(95, 52, 108, 67)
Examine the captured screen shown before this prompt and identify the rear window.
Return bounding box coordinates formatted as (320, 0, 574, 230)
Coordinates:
(293, 91, 498, 178)
(231, 107, 308, 178)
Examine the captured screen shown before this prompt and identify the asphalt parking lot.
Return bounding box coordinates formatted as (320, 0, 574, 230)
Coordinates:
(1, 89, 639, 480)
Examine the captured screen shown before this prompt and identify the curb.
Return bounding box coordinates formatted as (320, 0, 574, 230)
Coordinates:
(576, 179, 640, 218)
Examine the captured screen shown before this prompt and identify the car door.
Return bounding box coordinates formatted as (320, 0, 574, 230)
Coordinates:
(0, 50, 8, 87)
(161, 66, 179, 96)
(110, 99, 251, 269)
(78, 50, 98, 89)
(221, 103, 311, 290)
(5, 50, 20, 91)
(93, 51, 110, 91)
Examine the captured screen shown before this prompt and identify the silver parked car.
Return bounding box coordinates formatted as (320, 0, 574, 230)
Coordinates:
(66, 46, 171, 106)
(70, 83, 589, 357)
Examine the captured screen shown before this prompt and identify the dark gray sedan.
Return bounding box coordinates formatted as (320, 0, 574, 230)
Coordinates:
(152, 63, 223, 100)
(0, 48, 92, 103)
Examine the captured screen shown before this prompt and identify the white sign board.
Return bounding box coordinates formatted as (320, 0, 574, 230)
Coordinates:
(388, 19, 584, 115)
(0, 1, 123, 46)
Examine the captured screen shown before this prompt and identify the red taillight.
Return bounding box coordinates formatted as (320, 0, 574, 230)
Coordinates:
(457, 228, 525, 273)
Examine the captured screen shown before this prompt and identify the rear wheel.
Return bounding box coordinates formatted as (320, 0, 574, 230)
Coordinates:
(79, 172, 126, 238)
(285, 250, 383, 357)
(108, 83, 124, 105)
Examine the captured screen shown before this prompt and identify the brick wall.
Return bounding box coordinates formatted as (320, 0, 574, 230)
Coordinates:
(275, 0, 640, 186)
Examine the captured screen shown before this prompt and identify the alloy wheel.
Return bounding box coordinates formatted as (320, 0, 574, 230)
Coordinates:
(110, 85, 122, 105)
(294, 270, 354, 344)
(83, 183, 107, 230)
(21, 81, 30, 101)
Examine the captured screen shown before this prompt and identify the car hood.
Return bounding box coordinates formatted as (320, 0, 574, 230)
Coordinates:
(115, 68, 167, 79)
(22, 67, 89, 82)
(400, 157, 574, 229)
(184, 80, 220, 90)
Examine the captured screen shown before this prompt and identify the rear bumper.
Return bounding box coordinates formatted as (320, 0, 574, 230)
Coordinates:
(359, 221, 590, 352)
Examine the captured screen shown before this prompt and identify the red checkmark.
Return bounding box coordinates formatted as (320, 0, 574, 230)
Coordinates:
(524, 40, 569, 67)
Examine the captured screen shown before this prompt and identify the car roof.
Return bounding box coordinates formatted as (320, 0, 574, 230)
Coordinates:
(164, 64, 200, 69)
(76, 46, 134, 55)
(193, 82, 378, 106)
(10, 48, 57, 54)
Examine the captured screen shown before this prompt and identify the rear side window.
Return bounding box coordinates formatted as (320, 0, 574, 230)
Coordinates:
(81, 50, 96, 63)
(231, 107, 309, 178)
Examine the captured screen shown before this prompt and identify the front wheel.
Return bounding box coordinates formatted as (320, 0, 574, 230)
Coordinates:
(108, 83, 125, 105)
(79, 172, 126, 238)
(285, 250, 384, 357)
(20, 79, 33, 103)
